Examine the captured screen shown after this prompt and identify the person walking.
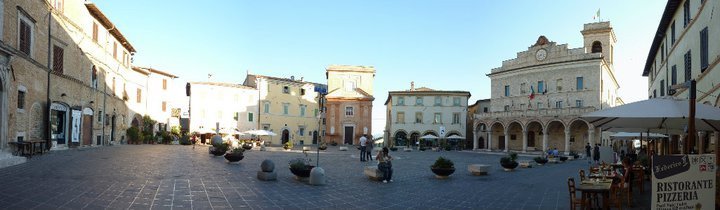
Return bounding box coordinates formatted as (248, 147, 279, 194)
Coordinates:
(365, 137, 373, 161)
(359, 135, 368, 162)
(585, 143, 591, 162)
(376, 147, 393, 183)
(191, 135, 197, 149)
(593, 144, 600, 164)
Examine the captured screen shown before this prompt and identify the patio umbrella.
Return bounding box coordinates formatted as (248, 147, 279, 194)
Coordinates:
(581, 98, 720, 133)
(245, 129, 277, 136)
(610, 132, 667, 139)
(419, 134, 438, 139)
(195, 127, 216, 134)
(446, 134, 465, 139)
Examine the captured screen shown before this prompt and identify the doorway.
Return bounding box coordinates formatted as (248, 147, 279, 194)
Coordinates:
(82, 115, 92, 145)
(344, 126, 354, 145)
(110, 115, 116, 142)
(478, 137, 485, 149)
(281, 129, 289, 144)
(312, 131, 318, 144)
(528, 132, 536, 147)
(498, 136, 505, 150)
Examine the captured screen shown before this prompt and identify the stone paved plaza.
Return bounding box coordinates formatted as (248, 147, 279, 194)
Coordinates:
(0, 145, 651, 209)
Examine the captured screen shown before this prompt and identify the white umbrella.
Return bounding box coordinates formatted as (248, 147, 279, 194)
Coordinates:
(419, 134, 438, 139)
(245, 129, 277, 136)
(582, 98, 720, 133)
(610, 132, 667, 139)
(195, 127, 216, 134)
(446, 134, 465, 139)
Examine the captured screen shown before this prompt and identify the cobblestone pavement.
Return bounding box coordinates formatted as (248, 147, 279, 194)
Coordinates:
(0, 145, 651, 210)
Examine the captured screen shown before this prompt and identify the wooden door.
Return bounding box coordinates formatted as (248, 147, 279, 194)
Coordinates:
(528, 132, 536, 147)
(498, 136, 505, 150)
(344, 126, 353, 145)
(82, 115, 92, 145)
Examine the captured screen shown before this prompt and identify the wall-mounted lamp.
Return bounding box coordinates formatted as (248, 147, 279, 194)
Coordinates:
(60, 93, 66, 97)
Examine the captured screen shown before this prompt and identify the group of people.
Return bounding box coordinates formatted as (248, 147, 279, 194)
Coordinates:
(359, 135, 393, 183)
(585, 143, 601, 164)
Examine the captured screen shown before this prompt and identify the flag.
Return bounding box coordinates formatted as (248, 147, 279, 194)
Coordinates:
(593, 8, 600, 20)
(529, 85, 535, 100)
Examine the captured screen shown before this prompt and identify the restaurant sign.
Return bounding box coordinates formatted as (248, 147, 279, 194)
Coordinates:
(652, 154, 715, 210)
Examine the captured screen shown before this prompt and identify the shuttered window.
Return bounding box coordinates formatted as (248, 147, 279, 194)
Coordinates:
(92, 22, 98, 42)
(53, 45, 64, 74)
(19, 19, 31, 55)
(684, 51, 692, 82)
(700, 27, 709, 71)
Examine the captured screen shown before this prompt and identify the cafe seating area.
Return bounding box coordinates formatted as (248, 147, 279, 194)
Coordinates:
(7, 140, 49, 158)
(569, 161, 648, 209)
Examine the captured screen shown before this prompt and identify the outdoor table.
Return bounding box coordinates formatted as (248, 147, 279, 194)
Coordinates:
(7, 141, 47, 158)
(7, 142, 31, 156)
(576, 179, 612, 210)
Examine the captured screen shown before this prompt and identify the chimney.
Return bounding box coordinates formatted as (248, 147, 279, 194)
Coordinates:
(291, 76, 295, 80)
(410, 81, 415, 91)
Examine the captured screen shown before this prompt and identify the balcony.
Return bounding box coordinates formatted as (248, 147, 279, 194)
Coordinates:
(475, 106, 597, 119)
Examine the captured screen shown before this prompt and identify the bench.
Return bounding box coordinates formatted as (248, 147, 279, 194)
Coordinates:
(339, 146, 348, 151)
(364, 166, 383, 181)
(468, 164, 490, 176)
(519, 161, 532, 168)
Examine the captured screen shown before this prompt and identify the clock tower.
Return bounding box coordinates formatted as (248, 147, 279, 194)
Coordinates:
(581, 21, 616, 66)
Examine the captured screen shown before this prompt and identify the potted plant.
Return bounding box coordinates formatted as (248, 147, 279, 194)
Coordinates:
(283, 141, 293, 150)
(288, 151, 314, 179)
(318, 142, 327, 150)
(500, 152, 519, 171)
(430, 156, 455, 178)
(224, 147, 244, 162)
(419, 147, 427, 151)
(569, 151, 580, 160)
(241, 141, 253, 150)
(534, 156, 548, 165)
(559, 156, 569, 162)
(211, 142, 229, 156)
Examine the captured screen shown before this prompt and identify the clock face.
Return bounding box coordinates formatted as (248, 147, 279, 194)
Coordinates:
(536, 49, 547, 61)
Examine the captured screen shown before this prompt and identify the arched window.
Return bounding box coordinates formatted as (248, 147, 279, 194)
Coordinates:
(591, 41, 602, 53)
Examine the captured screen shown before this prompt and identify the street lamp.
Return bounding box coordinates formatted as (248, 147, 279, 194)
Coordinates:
(314, 86, 327, 167)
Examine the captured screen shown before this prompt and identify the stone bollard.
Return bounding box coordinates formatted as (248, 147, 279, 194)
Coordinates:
(260, 144, 267, 151)
(257, 159, 277, 181)
(211, 134, 223, 145)
(309, 167, 325, 186)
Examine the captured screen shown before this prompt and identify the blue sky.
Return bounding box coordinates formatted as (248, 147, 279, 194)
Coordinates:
(96, 0, 667, 135)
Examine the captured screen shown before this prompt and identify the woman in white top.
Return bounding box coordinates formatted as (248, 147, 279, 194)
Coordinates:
(375, 147, 393, 183)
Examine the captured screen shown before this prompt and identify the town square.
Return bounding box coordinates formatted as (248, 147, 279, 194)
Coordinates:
(0, 0, 718, 209)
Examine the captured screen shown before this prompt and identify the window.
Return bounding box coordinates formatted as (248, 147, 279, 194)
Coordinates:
(122, 51, 128, 66)
(262, 124, 270, 131)
(162, 79, 167, 90)
(18, 12, 34, 55)
(483, 107, 488, 113)
(700, 27, 709, 71)
(283, 103, 289, 115)
(555, 101, 563, 109)
(684, 51, 692, 82)
(415, 112, 423, 123)
(504, 105, 510, 111)
(314, 109, 318, 118)
(162, 101, 167, 112)
(300, 88, 305, 96)
(683, 0, 690, 28)
(415, 97, 423, 106)
(433, 113, 442, 124)
(575, 100, 583, 108)
(98, 111, 103, 123)
(17, 90, 25, 110)
(453, 97, 461, 106)
(556, 79, 562, 91)
(299, 126, 305, 136)
(520, 83, 526, 94)
(91, 66, 98, 89)
(52, 46, 63, 74)
(113, 42, 117, 59)
(452, 113, 460, 124)
(671, 65, 677, 85)
(112, 77, 116, 95)
(671, 21, 676, 45)
(344, 81, 356, 91)
(300, 105, 306, 117)
(92, 22, 98, 43)
(537, 102, 543, 109)
(661, 44, 665, 62)
(434, 96, 442, 106)
(653, 90, 657, 98)
(504, 85, 510, 97)
(263, 102, 270, 113)
(396, 112, 405, 123)
(591, 41, 602, 53)
(283, 86, 290, 94)
(538, 81, 545, 93)
(247, 112, 253, 122)
(660, 80, 665, 97)
(345, 106, 354, 116)
(136, 88, 141, 103)
(576, 77, 584, 90)
(397, 96, 405, 105)
(233, 112, 239, 121)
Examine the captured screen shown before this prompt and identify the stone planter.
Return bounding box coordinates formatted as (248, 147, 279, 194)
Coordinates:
(224, 153, 244, 162)
(431, 167, 455, 178)
(501, 161, 518, 171)
(211, 147, 227, 156)
(289, 165, 315, 178)
(534, 158, 548, 165)
(241, 144, 253, 150)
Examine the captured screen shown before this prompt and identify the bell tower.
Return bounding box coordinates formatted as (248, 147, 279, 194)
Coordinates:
(581, 21, 616, 66)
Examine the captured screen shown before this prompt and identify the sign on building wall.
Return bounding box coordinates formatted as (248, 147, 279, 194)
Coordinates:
(71, 110, 82, 143)
(652, 154, 716, 209)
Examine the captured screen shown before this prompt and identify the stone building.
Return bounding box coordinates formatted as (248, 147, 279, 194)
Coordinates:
(385, 83, 470, 148)
(643, 0, 719, 155)
(187, 82, 258, 140)
(324, 65, 375, 145)
(466, 99, 490, 149)
(243, 74, 326, 145)
(131, 67, 179, 132)
(473, 22, 623, 155)
(0, 0, 144, 153)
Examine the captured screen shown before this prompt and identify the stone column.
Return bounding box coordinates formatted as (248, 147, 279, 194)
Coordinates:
(504, 130, 509, 152)
(522, 129, 528, 153)
(679, 134, 686, 154)
(588, 128, 595, 146)
(698, 131, 706, 154)
(542, 128, 548, 153)
(487, 129, 493, 151)
(564, 129, 571, 155)
(472, 124, 479, 150)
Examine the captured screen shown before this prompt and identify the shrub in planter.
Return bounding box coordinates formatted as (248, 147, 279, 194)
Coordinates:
(211, 142, 229, 156)
(559, 156, 569, 162)
(224, 147, 244, 162)
(431, 156, 455, 178)
(288, 151, 314, 178)
(179, 135, 191, 145)
(318, 143, 328, 150)
(283, 141, 293, 150)
(534, 156, 549, 165)
(241, 143, 253, 150)
(126, 126, 140, 144)
(500, 153, 519, 171)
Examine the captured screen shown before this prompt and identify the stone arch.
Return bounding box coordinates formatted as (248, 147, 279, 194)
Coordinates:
(489, 121, 505, 150)
(506, 121, 524, 151)
(131, 113, 142, 128)
(421, 130, 439, 147)
(394, 130, 408, 146)
(592, 41, 602, 53)
(568, 118, 590, 153)
(545, 120, 566, 152)
(526, 120, 544, 150)
(715, 95, 720, 107)
(475, 122, 488, 132)
(409, 131, 420, 147)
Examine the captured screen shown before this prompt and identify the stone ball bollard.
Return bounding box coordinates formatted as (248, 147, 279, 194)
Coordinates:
(261, 159, 275, 172)
(211, 135, 223, 145)
(309, 167, 325, 186)
(257, 159, 277, 181)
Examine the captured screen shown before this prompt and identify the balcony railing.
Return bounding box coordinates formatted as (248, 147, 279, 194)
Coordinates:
(475, 106, 597, 119)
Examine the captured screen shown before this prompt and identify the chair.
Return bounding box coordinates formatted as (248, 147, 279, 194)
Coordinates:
(579, 169, 587, 181)
(618, 168, 632, 207)
(567, 177, 588, 210)
(632, 167, 645, 193)
(589, 167, 600, 174)
(608, 181, 623, 210)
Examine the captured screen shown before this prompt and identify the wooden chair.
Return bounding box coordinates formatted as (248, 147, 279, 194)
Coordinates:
(618, 168, 632, 207)
(579, 169, 587, 181)
(608, 181, 623, 210)
(567, 177, 588, 210)
(632, 167, 645, 193)
(589, 167, 600, 174)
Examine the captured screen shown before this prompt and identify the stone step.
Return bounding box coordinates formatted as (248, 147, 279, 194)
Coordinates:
(0, 152, 26, 169)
